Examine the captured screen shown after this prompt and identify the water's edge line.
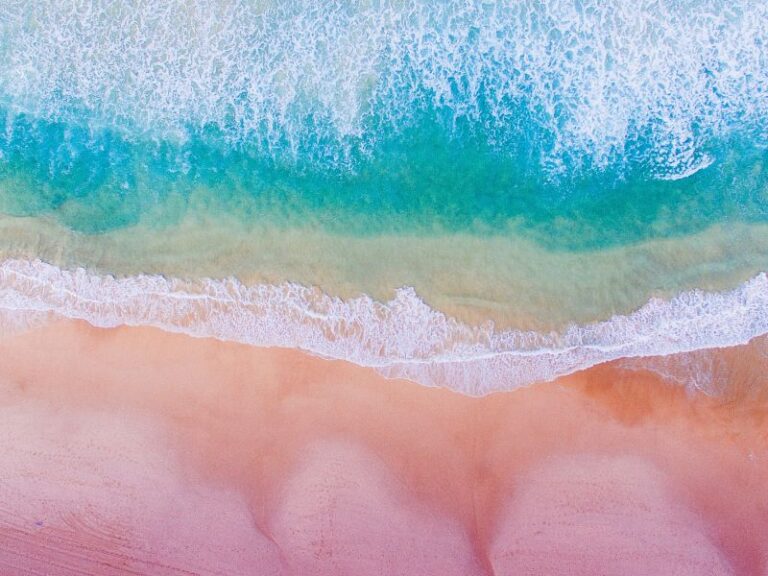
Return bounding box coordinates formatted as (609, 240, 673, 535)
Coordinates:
(0, 258, 765, 396)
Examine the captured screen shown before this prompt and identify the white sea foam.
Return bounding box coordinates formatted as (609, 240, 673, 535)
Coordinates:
(1, 258, 767, 396)
(654, 154, 715, 181)
(0, 0, 766, 173)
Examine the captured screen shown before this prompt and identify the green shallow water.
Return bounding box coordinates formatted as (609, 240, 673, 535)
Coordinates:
(3, 211, 768, 332)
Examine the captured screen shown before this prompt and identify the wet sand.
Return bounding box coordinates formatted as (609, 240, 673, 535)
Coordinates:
(0, 320, 766, 575)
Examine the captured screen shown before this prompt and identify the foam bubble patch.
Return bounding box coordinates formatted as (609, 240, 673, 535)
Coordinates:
(0, 0, 766, 175)
(1, 259, 767, 395)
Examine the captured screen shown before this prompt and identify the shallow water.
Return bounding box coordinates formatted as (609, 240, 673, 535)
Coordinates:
(0, 0, 766, 392)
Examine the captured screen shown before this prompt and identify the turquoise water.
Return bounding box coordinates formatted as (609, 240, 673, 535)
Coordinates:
(1, 107, 767, 250)
(1, 0, 767, 249)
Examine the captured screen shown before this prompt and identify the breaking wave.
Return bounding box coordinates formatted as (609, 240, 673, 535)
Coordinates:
(1, 259, 767, 396)
(0, 0, 766, 175)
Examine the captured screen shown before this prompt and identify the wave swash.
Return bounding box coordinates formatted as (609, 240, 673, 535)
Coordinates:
(0, 258, 766, 396)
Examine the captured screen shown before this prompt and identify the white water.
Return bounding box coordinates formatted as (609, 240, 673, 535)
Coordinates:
(1, 259, 766, 396)
(0, 0, 766, 173)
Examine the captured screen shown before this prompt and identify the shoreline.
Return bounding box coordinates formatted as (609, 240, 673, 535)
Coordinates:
(2, 257, 768, 395)
(2, 2, 767, 574)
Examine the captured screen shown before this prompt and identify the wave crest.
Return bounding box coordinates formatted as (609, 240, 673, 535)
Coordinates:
(1, 0, 766, 174)
(1, 259, 767, 395)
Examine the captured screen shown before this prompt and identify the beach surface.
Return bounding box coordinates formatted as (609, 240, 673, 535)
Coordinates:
(1, 1, 767, 574)
(0, 319, 766, 575)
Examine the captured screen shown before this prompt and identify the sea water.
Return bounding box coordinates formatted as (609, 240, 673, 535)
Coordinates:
(0, 0, 767, 392)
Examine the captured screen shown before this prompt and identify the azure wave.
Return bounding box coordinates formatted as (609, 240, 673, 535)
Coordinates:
(0, 0, 766, 177)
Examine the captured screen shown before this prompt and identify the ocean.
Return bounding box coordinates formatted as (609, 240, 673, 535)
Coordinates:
(0, 0, 767, 393)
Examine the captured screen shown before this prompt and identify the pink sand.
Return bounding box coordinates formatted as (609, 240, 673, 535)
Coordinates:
(0, 320, 766, 575)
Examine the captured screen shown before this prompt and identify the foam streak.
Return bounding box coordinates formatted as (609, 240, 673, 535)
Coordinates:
(0, 259, 766, 395)
(1, 0, 766, 174)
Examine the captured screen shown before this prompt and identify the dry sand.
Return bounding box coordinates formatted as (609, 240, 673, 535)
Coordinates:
(0, 320, 766, 575)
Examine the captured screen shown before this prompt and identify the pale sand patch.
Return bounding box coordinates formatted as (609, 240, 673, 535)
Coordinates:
(490, 455, 733, 575)
(0, 403, 285, 576)
(270, 439, 485, 576)
(0, 320, 766, 574)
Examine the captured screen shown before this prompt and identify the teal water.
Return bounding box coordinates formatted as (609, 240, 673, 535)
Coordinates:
(0, 107, 767, 250)
(1, 0, 767, 251)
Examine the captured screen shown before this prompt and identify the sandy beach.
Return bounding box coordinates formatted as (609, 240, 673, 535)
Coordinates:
(0, 319, 765, 575)
(1, 2, 766, 575)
